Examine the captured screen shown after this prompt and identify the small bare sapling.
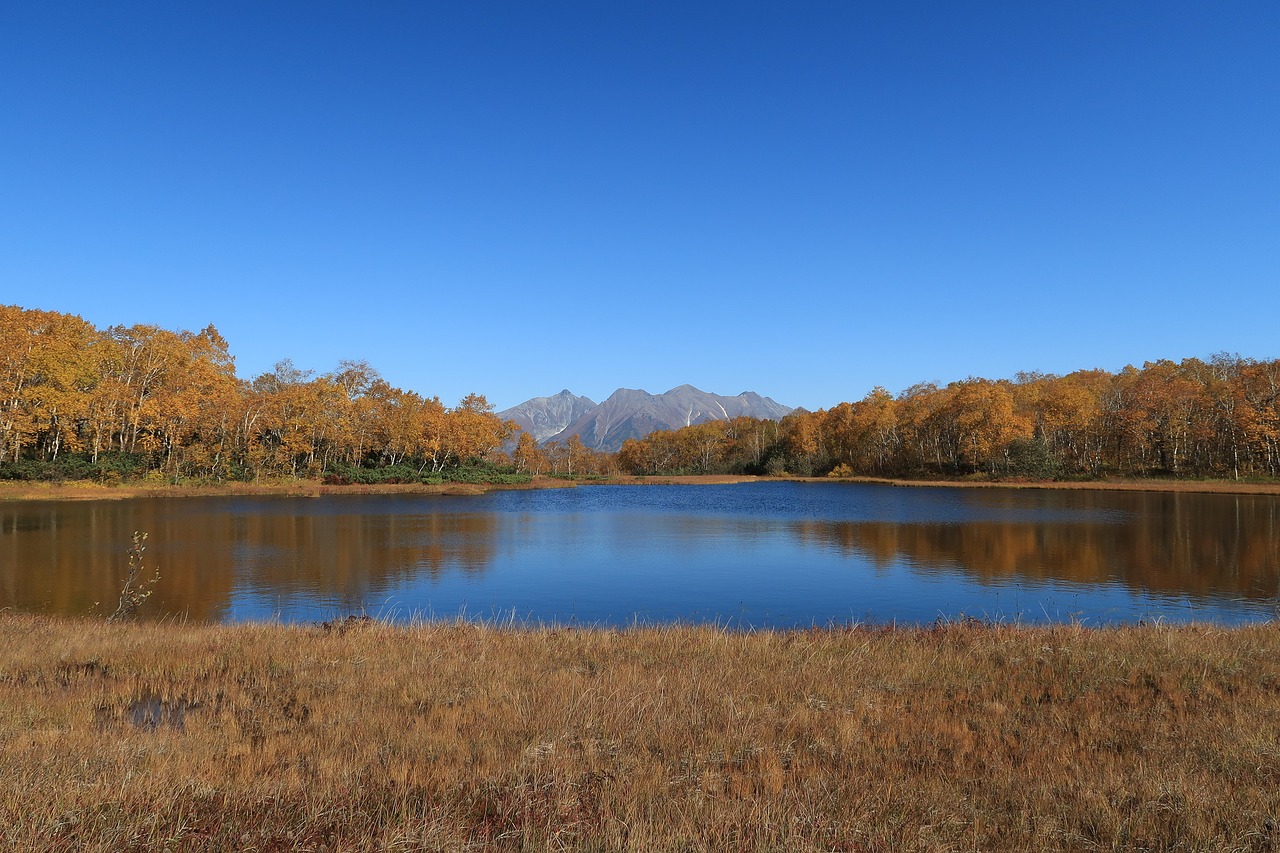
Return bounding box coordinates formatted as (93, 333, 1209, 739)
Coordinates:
(109, 531, 161, 623)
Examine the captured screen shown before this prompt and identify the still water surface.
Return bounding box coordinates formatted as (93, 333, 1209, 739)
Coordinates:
(3, 482, 1278, 626)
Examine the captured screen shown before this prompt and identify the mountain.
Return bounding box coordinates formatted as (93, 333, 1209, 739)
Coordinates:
(502, 385, 794, 452)
(497, 389, 598, 443)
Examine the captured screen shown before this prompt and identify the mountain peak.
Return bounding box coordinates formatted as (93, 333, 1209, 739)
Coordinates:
(500, 384, 794, 452)
(497, 390, 598, 443)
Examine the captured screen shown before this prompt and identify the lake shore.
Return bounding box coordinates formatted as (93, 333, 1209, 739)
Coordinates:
(4, 612, 1278, 851)
(3, 471, 1279, 501)
(825, 474, 1280, 496)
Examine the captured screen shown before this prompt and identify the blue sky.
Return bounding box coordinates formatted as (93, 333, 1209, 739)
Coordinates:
(3, 2, 1277, 412)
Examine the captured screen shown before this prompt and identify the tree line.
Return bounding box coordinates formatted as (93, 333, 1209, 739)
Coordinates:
(617, 356, 1280, 481)
(6, 305, 1278, 484)
(1, 306, 513, 482)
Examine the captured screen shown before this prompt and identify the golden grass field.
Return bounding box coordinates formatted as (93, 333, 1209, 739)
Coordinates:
(3, 613, 1280, 851)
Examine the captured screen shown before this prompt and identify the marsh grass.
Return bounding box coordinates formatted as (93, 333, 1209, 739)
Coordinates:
(2, 613, 1279, 850)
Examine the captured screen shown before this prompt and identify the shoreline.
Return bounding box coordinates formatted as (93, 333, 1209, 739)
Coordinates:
(3, 471, 1279, 501)
(825, 474, 1280, 496)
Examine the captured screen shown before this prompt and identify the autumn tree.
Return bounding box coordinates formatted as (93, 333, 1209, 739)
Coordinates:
(0, 308, 99, 461)
(946, 379, 1031, 473)
(512, 431, 545, 475)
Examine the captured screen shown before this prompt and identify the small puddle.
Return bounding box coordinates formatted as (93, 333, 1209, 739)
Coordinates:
(128, 694, 189, 731)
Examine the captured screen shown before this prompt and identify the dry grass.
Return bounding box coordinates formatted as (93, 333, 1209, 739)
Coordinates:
(0, 477, 582, 502)
(2, 614, 1279, 851)
(5, 474, 1278, 504)
(818, 476, 1280, 496)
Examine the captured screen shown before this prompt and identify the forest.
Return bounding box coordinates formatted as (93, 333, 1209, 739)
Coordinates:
(0, 306, 516, 483)
(3, 304, 1279, 483)
(618, 358, 1280, 480)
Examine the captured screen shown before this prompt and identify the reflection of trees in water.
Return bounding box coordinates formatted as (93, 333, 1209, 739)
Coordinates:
(790, 495, 1280, 602)
(6, 490, 1279, 620)
(1, 502, 236, 621)
(239, 511, 497, 606)
(0, 502, 498, 621)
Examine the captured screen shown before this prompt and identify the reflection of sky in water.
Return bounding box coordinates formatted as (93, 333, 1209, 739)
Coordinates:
(367, 487, 1276, 628)
(3, 483, 1277, 626)
(386, 530, 1270, 629)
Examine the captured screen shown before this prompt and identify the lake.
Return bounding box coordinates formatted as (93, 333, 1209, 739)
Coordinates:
(2, 482, 1278, 627)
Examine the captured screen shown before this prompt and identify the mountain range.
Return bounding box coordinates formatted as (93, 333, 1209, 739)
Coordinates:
(498, 386, 794, 452)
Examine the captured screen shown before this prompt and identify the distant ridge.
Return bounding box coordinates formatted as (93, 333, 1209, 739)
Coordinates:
(498, 385, 793, 452)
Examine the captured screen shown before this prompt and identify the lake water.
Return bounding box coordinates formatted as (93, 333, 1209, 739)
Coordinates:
(2, 482, 1278, 627)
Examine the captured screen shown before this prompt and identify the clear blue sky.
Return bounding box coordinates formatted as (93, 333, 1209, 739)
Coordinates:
(3, 1, 1277, 411)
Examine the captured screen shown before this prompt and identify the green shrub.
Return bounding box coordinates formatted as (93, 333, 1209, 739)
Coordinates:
(1002, 438, 1061, 479)
(445, 467, 530, 485)
(0, 452, 145, 482)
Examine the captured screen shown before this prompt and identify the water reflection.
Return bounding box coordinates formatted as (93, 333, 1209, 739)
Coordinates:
(1, 498, 496, 621)
(1, 485, 1278, 624)
(790, 509, 1280, 601)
